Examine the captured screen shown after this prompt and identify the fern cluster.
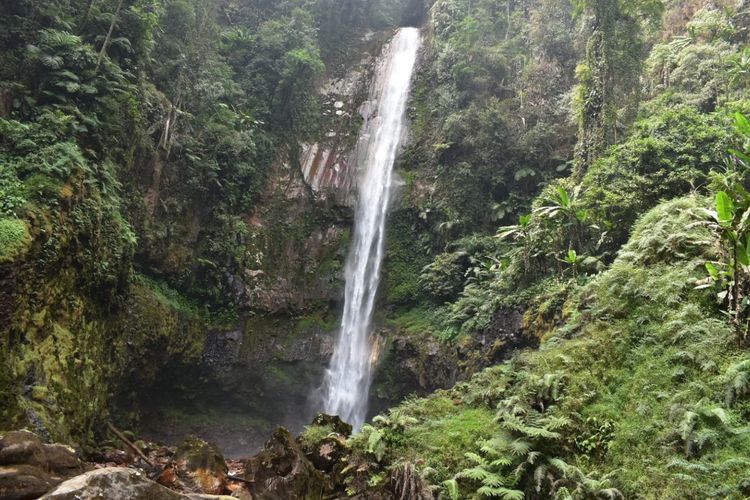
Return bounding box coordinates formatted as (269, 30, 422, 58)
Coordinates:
(446, 371, 620, 499)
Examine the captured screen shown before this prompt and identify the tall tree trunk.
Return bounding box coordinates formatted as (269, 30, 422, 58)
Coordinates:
(81, 0, 96, 26)
(95, 0, 124, 72)
(573, 28, 608, 180)
(506, 0, 512, 40)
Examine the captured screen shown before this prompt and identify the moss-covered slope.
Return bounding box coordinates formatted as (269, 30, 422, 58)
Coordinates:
(344, 196, 750, 499)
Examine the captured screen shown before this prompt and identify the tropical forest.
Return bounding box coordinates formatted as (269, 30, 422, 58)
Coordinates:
(1, 0, 750, 499)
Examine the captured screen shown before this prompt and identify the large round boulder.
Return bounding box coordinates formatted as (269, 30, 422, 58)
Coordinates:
(40, 467, 183, 500)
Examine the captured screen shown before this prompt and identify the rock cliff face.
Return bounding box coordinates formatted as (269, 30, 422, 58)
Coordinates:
(129, 25, 534, 454)
(0, 21, 459, 453)
(368, 307, 537, 416)
(299, 33, 387, 206)
(299, 143, 356, 203)
(237, 164, 349, 315)
(237, 36, 388, 316)
(130, 34, 408, 456)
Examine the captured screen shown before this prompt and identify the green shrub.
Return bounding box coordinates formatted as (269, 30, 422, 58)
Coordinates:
(582, 106, 731, 247)
(0, 218, 30, 263)
(0, 168, 26, 217)
(420, 251, 469, 303)
(618, 195, 714, 266)
(300, 424, 334, 448)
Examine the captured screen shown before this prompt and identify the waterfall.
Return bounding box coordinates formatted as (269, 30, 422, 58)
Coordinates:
(320, 28, 421, 431)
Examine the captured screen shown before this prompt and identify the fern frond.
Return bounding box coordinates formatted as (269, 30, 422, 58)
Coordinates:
(526, 450, 542, 465)
(489, 457, 514, 468)
(508, 439, 532, 456)
(533, 463, 548, 489)
(442, 479, 460, 500)
(709, 407, 729, 425)
(459, 466, 492, 482)
(465, 452, 488, 466)
(544, 415, 572, 431)
(548, 457, 576, 477)
(598, 487, 625, 499)
(481, 473, 505, 488)
(476, 486, 524, 499)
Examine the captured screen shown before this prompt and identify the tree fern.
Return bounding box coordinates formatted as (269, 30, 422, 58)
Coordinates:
(475, 485, 524, 499)
(458, 466, 494, 482)
(725, 358, 750, 405)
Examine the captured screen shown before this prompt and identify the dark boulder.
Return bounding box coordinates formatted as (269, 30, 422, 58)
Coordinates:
(245, 427, 330, 499)
(0, 464, 55, 500)
(162, 436, 229, 495)
(0, 430, 83, 499)
(309, 414, 352, 438)
(304, 435, 349, 474)
(0, 431, 47, 468)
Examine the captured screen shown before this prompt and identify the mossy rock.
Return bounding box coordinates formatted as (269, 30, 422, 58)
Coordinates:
(174, 436, 227, 474)
(173, 436, 228, 494)
(246, 427, 331, 500)
(0, 218, 30, 263)
(310, 414, 352, 438)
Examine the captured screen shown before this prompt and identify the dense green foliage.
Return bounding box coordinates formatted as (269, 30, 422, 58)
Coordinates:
(384, 0, 750, 337)
(0, 0, 419, 311)
(0, 0, 413, 442)
(353, 194, 750, 499)
(360, 1, 750, 499)
(400, 0, 578, 237)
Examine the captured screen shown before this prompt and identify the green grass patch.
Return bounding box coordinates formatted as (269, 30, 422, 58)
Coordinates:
(300, 424, 335, 448)
(0, 217, 30, 263)
(403, 407, 498, 471)
(386, 306, 442, 337)
(133, 273, 202, 317)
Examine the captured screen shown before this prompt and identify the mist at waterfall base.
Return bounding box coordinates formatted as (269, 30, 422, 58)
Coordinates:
(318, 27, 422, 431)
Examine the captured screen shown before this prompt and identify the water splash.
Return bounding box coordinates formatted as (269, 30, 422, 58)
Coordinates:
(320, 28, 421, 431)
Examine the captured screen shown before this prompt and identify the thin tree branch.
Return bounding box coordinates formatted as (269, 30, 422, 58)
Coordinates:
(95, 0, 125, 72)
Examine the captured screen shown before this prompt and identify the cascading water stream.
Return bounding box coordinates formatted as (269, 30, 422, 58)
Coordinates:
(320, 28, 421, 431)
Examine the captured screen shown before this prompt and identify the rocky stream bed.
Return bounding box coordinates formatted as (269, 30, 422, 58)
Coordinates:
(0, 413, 432, 500)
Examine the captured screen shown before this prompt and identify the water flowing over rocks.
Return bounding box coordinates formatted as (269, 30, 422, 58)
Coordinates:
(321, 27, 423, 431)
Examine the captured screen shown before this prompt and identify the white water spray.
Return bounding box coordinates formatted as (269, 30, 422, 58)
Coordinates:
(321, 28, 421, 430)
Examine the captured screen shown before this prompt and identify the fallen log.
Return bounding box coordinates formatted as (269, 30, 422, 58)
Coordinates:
(106, 423, 154, 467)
